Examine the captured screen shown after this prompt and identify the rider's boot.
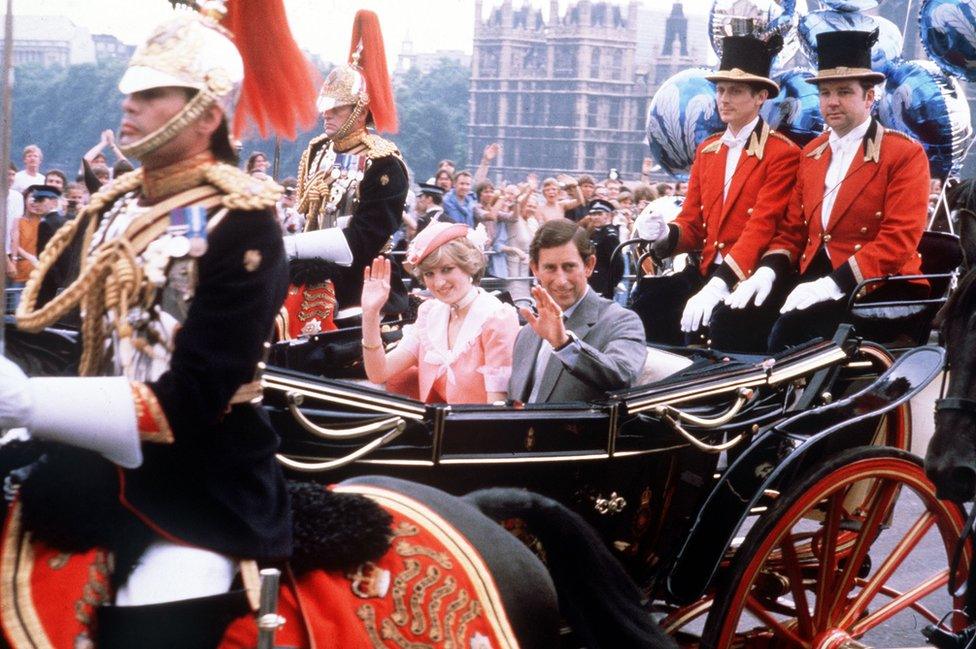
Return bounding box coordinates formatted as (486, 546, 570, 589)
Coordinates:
(95, 589, 250, 649)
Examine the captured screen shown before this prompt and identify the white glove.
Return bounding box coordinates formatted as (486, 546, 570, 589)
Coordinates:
(635, 210, 668, 242)
(0, 356, 31, 430)
(681, 277, 730, 333)
(283, 228, 354, 266)
(725, 266, 776, 310)
(0, 355, 142, 468)
(780, 276, 845, 313)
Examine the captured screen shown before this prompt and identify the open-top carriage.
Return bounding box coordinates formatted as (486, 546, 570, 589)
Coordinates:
(1, 211, 972, 647)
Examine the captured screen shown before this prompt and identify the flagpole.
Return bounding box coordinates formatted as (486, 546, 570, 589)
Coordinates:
(0, 0, 14, 356)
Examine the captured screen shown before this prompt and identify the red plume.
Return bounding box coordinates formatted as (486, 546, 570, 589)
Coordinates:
(349, 10, 398, 134)
(222, 0, 319, 140)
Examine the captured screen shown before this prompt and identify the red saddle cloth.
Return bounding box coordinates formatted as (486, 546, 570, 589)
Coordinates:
(277, 280, 338, 340)
(0, 487, 519, 649)
(220, 483, 519, 649)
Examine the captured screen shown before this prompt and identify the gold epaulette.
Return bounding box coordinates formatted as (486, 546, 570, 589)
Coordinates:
(360, 133, 403, 161)
(701, 133, 723, 154)
(298, 133, 331, 192)
(205, 163, 282, 211)
(806, 137, 830, 160)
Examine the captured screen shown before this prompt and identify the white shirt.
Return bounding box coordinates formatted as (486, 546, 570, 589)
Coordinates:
(5, 189, 23, 251)
(821, 117, 872, 229)
(720, 115, 759, 201)
(10, 170, 44, 195)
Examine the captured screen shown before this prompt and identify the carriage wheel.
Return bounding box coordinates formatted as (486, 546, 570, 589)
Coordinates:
(701, 446, 970, 649)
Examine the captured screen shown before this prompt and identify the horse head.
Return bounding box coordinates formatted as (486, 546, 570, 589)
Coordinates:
(926, 200, 976, 501)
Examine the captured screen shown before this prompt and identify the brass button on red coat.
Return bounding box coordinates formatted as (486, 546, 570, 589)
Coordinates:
(717, 242, 725, 250)
(860, 226, 868, 234)
(823, 234, 831, 243)
(854, 244, 862, 251)
(747, 208, 754, 214)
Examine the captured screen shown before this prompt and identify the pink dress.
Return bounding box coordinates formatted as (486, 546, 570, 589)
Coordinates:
(397, 289, 519, 404)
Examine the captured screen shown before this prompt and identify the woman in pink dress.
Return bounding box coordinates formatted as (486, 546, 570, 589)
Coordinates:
(360, 222, 519, 404)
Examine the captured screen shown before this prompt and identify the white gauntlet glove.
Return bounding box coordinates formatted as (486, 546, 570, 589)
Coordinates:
(283, 228, 354, 266)
(725, 266, 776, 309)
(681, 277, 730, 333)
(0, 355, 142, 468)
(780, 276, 845, 313)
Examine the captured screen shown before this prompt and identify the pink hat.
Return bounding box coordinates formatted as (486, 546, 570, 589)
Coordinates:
(405, 221, 469, 270)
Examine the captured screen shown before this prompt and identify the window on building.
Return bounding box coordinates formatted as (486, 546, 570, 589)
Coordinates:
(506, 94, 519, 126)
(589, 48, 601, 79)
(611, 49, 624, 81)
(475, 94, 498, 125)
(586, 97, 599, 128)
(550, 94, 575, 127)
(480, 47, 500, 77)
(553, 47, 577, 78)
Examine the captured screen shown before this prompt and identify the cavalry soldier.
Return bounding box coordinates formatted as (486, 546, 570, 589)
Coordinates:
(725, 29, 930, 352)
(0, 2, 317, 644)
(634, 34, 800, 352)
(283, 10, 409, 331)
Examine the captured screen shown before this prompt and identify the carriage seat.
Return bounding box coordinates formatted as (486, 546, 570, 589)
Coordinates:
(636, 345, 694, 385)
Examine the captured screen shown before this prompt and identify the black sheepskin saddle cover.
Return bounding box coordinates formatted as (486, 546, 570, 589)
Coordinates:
(5, 442, 392, 584)
(289, 258, 338, 286)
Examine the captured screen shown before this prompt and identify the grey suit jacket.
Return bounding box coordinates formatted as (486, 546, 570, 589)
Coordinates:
(508, 289, 647, 403)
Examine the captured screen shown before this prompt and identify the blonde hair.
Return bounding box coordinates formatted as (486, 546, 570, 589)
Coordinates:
(414, 237, 486, 284)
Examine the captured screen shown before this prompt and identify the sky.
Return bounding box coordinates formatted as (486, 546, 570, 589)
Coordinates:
(14, 0, 716, 66)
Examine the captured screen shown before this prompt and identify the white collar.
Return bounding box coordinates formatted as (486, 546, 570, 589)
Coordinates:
(425, 288, 504, 363)
(829, 117, 872, 151)
(720, 115, 760, 148)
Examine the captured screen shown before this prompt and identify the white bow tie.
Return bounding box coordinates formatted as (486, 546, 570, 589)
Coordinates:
(721, 131, 749, 149)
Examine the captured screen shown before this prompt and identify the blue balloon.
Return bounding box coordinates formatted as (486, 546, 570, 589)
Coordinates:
(799, 10, 903, 74)
(877, 59, 974, 178)
(761, 68, 825, 146)
(920, 0, 976, 81)
(646, 68, 725, 180)
(820, 0, 879, 10)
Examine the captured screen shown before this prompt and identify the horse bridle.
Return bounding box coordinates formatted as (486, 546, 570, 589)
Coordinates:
(935, 397, 976, 416)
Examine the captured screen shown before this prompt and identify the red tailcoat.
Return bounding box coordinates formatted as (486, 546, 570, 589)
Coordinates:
(672, 118, 800, 286)
(763, 120, 929, 293)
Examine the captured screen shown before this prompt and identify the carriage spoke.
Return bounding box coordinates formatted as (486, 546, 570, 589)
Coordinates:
(813, 492, 845, 629)
(778, 537, 814, 639)
(744, 594, 809, 648)
(836, 511, 937, 628)
(849, 570, 948, 634)
(824, 480, 900, 625)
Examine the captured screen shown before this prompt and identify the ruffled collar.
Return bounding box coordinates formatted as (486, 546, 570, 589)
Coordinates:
(420, 288, 503, 380)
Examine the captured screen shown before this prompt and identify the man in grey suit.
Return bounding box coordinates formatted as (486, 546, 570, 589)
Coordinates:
(509, 219, 648, 403)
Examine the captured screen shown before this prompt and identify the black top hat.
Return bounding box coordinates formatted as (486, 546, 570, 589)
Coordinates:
(807, 29, 885, 85)
(705, 35, 783, 98)
(418, 182, 445, 198)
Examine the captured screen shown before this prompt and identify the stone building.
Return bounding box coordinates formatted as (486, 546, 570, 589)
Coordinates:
(469, 0, 648, 181)
(468, 0, 710, 182)
(0, 15, 95, 67)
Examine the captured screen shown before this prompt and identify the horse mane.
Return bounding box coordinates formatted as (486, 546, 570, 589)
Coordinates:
(941, 265, 976, 328)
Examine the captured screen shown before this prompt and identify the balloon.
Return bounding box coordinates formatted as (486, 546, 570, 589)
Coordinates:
(646, 69, 724, 180)
(708, 0, 802, 70)
(820, 0, 880, 10)
(877, 59, 974, 178)
(760, 68, 825, 146)
(920, 0, 976, 82)
(798, 10, 903, 74)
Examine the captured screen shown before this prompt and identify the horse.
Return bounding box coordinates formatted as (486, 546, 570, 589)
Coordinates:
(0, 434, 674, 649)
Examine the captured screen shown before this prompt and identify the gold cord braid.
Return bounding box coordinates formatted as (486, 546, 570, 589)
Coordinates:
(204, 163, 282, 211)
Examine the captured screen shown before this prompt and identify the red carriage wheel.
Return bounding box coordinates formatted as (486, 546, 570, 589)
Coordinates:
(701, 446, 970, 649)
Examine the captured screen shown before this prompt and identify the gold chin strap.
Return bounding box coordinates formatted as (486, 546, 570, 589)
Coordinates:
(331, 96, 368, 144)
(118, 90, 218, 160)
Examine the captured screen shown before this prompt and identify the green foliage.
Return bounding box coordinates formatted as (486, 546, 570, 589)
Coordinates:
(9, 57, 472, 186)
(390, 59, 470, 181)
(11, 60, 127, 176)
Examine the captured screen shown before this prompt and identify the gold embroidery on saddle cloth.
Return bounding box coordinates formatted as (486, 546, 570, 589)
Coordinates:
(393, 522, 419, 537)
(381, 617, 433, 649)
(453, 600, 483, 649)
(427, 576, 457, 642)
(396, 540, 453, 569)
(409, 566, 441, 635)
(74, 551, 111, 628)
(390, 559, 422, 625)
(442, 589, 471, 649)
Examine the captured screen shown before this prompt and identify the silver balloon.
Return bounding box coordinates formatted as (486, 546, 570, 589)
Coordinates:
(877, 59, 974, 178)
(920, 0, 976, 82)
(709, 0, 802, 70)
(760, 68, 825, 146)
(798, 10, 904, 74)
(646, 68, 725, 180)
(820, 0, 880, 10)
